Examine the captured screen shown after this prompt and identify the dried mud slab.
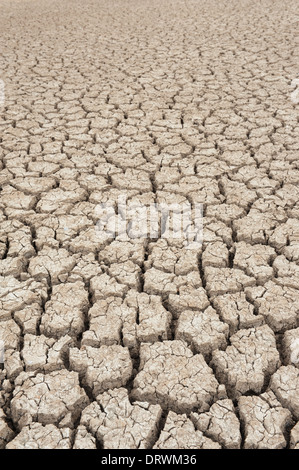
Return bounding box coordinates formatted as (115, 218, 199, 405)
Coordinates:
(6, 423, 72, 449)
(80, 388, 162, 449)
(132, 340, 220, 413)
(269, 366, 299, 419)
(211, 325, 280, 398)
(40, 281, 89, 338)
(0, 0, 298, 450)
(191, 399, 241, 449)
(69, 345, 133, 396)
(246, 282, 299, 332)
(10, 370, 89, 429)
(238, 391, 293, 449)
(175, 307, 229, 356)
(154, 411, 221, 449)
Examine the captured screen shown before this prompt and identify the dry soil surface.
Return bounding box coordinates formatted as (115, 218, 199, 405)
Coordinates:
(0, 0, 299, 450)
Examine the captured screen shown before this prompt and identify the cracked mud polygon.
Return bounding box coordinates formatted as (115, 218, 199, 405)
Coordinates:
(0, 0, 299, 450)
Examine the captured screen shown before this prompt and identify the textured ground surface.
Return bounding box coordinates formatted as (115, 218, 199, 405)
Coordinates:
(0, 0, 299, 450)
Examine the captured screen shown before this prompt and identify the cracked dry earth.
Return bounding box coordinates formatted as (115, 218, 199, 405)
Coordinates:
(0, 0, 299, 451)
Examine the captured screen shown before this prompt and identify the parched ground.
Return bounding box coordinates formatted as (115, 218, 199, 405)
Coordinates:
(0, 0, 299, 450)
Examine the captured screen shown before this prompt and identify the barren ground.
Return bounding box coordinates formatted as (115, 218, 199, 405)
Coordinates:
(0, 0, 299, 450)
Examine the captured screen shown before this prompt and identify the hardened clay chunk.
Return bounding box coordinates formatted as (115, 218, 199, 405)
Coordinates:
(191, 399, 241, 449)
(238, 392, 293, 449)
(211, 325, 280, 398)
(131, 341, 220, 413)
(80, 388, 162, 449)
(6, 424, 72, 449)
(10, 370, 89, 429)
(154, 411, 221, 449)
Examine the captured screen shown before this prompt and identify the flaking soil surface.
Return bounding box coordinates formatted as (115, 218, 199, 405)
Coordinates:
(0, 0, 299, 450)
